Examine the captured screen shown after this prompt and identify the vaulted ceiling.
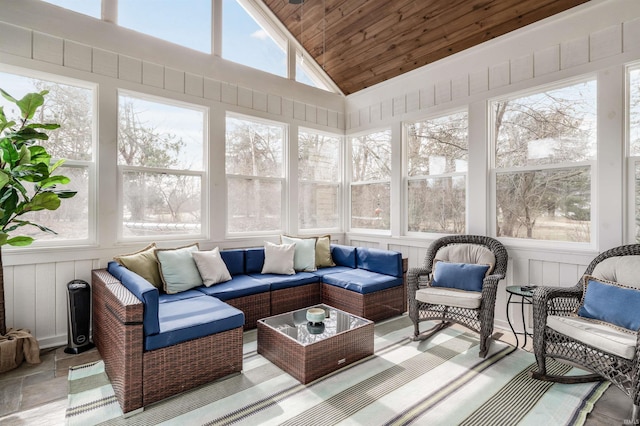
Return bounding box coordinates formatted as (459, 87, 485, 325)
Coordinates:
(262, 0, 591, 95)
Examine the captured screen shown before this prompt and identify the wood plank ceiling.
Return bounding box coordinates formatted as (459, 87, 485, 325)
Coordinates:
(262, 0, 591, 95)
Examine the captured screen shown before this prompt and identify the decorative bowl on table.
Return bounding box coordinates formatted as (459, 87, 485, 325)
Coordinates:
(306, 307, 325, 325)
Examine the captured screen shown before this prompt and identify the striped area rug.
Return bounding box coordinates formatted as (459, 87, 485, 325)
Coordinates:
(65, 316, 608, 426)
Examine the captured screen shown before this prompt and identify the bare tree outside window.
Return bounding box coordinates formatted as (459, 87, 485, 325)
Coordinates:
(118, 94, 205, 238)
(226, 115, 285, 233)
(350, 130, 391, 230)
(406, 111, 467, 233)
(0, 74, 93, 242)
(298, 130, 341, 230)
(493, 80, 596, 242)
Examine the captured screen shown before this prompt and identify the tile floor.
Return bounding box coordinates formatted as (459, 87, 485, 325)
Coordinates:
(0, 331, 632, 425)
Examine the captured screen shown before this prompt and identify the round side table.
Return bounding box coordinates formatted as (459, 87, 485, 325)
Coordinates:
(505, 285, 536, 348)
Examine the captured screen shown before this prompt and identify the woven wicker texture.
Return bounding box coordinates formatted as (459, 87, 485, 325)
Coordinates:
(225, 292, 271, 330)
(271, 283, 322, 316)
(257, 314, 374, 384)
(532, 243, 640, 417)
(407, 235, 508, 358)
(92, 269, 244, 413)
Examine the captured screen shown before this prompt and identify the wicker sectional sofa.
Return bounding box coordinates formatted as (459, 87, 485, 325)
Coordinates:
(92, 244, 407, 414)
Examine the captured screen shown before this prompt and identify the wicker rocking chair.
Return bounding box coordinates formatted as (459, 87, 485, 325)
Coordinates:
(531, 244, 640, 423)
(408, 235, 508, 358)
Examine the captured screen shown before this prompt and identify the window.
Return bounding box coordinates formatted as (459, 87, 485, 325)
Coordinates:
(222, 0, 286, 77)
(42, 0, 101, 18)
(629, 67, 640, 242)
(0, 71, 94, 244)
(491, 79, 596, 242)
(118, 0, 212, 53)
(350, 130, 391, 231)
(226, 114, 285, 234)
(296, 51, 331, 91)
(298, 129, 341, 230)
(405, 111, 468, 234)
(118, 92, 206, 239)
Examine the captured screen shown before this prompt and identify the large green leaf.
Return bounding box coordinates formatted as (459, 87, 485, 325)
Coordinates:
(13, 163, 50, 182)
(25, 123, 60, 130)
(25, 191, 61, 211)
(18, 145, 31, 165)
(11, 127, 50, 143)
(6, 236, 34, 247)
(52, 189, 77, 199)
(16, 91, 47, 120)
(0, 170, 10, 189)
(39, 175, 70, 188)
(28, 145, 51, 165)
(0, 138, 19, 166)
(0, 89, 17, 104)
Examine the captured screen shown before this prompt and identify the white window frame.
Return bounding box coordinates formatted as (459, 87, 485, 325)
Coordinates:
(225, 112, 288, 237)
(348, 128, 392, 235)
(297, 127, 343, 234)
(627, 63, 640, 243)
(489, 76, 597, 249)
(0, 65, 97, 249)
(403, 109, 468, 237)
(116, 90, 208, 242)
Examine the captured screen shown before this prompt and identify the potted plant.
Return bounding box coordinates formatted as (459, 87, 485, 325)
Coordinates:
(0, 88, 76, 372)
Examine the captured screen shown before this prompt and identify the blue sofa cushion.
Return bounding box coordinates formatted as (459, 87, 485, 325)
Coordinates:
(145, 295, 244, 351)
(356, 247, 403, 278)
(331, 244, 357, 268)
(322, 269, 403, 294)
(311, 265, 355, 277)
(245, 248, 265, 273)
(220, 249, 245, 276)
(248, 271, 319, 290)
(196, 274, 270, 301)
(108, 261, 160, 336)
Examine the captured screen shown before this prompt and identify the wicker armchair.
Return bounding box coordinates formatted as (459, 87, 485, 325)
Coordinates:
(531, 244, 640, 423)
(408, 235, 508, 358)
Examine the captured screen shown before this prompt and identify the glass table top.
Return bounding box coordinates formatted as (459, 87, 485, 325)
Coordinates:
(259, 304, 371, 346)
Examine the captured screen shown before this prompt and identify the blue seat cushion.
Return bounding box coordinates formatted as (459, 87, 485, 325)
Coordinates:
(331, 244, 357, 268)
(356, 247, 403, 278)
(248, 272, 319, 290)
(311, 266, 355, 277)
(145, 295, 244, 351)
(108, 261, 160, 336)
(322, 269, 403, 294)
(196, 274, 270, 301)
(220, 249, 245, 276)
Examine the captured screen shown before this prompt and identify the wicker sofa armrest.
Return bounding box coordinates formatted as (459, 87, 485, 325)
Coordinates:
(92, 269, 145, 413)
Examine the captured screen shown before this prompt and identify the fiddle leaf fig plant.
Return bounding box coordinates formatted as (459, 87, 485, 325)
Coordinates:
(0, 88, 77, 335)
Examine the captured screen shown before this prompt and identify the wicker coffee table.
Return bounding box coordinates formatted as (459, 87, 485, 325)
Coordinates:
(257, 304, 374, 384)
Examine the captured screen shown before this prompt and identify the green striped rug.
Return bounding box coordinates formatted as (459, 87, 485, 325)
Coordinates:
(65, 316, 608, 426)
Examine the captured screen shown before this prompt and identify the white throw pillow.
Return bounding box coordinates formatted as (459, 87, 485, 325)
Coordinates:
(281, 235, 317, 272)
(192, 247, 232, 287)
(155, 243, 203, 294)
(262, 241, 296, 275)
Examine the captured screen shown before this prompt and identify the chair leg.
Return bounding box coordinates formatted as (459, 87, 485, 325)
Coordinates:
(412, 321, 452, 341)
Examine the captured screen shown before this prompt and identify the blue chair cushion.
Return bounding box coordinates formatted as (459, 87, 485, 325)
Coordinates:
(311, 266, 355, 277)
(578, 276, 640, 331)
(322, 269, 402, 294)
(220, 249, 245, 276)
(145, 295, 244, 351)
(431, 261, 490, 292)
(356, 247, 403, 277)
(331, 244, 356, 268)
(108, 261, 160, 336)
(245, 248, 265, 273)
(248, 272, 319, 290)
(196, 274, 270, 301)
